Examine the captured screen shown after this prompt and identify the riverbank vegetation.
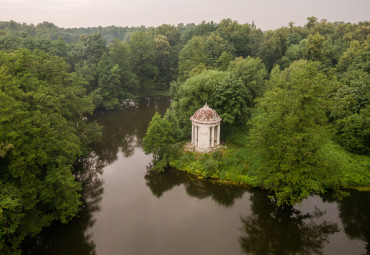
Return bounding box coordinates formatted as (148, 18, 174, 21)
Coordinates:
(0, 17, 369, 252)
(0, 49, 101, 253)
(143, 18, 370, 206)
(164, 61, 369, 205)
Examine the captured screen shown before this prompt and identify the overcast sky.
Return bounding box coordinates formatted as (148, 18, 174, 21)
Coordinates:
(1, 0, 369, 30)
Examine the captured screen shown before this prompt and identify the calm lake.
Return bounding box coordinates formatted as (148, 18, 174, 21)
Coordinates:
(23, 96, 369, 255)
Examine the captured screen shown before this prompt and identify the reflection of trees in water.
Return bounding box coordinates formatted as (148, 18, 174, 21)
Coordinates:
(323, 191, 370, 254)
(240, 191, 339, 255)
(23, 97, 170, 254)
(23, 96, 170, 254)
(145, 167, 246, 207)
(92, 97, 170, 165)
(339, 191, 370, 254)
(23, 152, 105, 255)
(146, 168, 342, 254)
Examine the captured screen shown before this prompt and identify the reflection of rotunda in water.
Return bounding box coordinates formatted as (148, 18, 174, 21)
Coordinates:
(190, 104, 222, 152)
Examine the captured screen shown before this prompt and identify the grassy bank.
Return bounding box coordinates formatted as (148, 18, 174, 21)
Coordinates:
(170, 143, 261, 187)
(321, 141, 370, 187)
(168, 129, 370, 190)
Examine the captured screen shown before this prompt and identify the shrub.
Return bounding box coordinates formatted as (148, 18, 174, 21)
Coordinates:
(202, 158, 219, 178)
(235, 148, 249, 161)
(212, 150, 223, 160)
(179, 153, 195, 165)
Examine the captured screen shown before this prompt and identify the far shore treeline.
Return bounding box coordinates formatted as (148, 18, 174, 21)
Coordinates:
(0, 18, 369, 254)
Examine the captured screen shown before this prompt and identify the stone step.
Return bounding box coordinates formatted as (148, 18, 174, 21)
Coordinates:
(183, 142, 226, 153)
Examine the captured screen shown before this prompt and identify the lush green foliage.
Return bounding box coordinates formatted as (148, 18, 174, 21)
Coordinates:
(178, 36, 208, 80)
(142, 60, 268, 172)
(0, 49, 101, 253)
(0, 19, 369, 252)
(143, 113, 175, 168)
(169, 127, 369, 195)
(143, 69, 253, 171)
(257, 28, 290, 70)
(227, 56, 267, 106)
(331, 43, 370, 154)
(169, 70, 250, 135)
(248, 61, 343, 205)
(128, 31, 158, 91)
(1, 18, 369, 109)
(143, 17, 369, 206)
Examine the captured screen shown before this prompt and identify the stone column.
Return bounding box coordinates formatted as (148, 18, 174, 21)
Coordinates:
(217, 124, 220, 145)
(211, 126, 215, 147)
(194, 124, 196, 144)
(208, 126, 211, 148)
(192, 124, 194, 144)
(195, 125, 198, 146)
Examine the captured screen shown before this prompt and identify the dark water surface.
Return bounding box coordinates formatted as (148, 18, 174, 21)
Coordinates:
(23, 97, 369, 255)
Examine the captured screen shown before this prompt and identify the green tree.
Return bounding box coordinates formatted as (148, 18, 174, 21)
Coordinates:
(284, 43, 305, 67)
(142, 112, 175, 172)
(249, 60, 341, 206)
(257, 28, 290, 70)
(156, 24, 181, 47)
(166, 70, 249, 138)
(331, 70, 370, 154)
(331, 43, 370, 154)
(212, 74, 249, 125)
(216, 19, 252, 57)
(336, 40, 364, 73)
(0, 142, 13, 158)
(305, 32, 326, 62)
(109, 39, 139, 94)
(74, 33, 107, 64)
(128, 31, 158, 91)
(181, 21, 217, 43)
(0, 34, 22, 50)
(204, 33, 234, 67)
(334, 107, 369, 154)
(249, 22, 264, 57)
(95, 53, 122, 110)
(70, 33, 108, 91)
(0, 49, 101, 252)
(215, 51, 234, 71)
(305, 16, 318, 30)
(178, 36, 207, 80)
(343, 24, 370, 43)
(228, 56, 268, 106)
(154, 34, 172, 89)
(0, 181, 22, 254)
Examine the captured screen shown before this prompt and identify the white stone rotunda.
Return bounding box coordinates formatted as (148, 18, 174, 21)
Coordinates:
(190, 104, 222, 152)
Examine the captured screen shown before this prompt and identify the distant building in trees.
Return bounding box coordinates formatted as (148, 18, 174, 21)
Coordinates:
(190, 104, 222, 152)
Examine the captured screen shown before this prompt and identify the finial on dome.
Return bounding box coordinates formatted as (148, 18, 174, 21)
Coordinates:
(205, 103, 209, 108)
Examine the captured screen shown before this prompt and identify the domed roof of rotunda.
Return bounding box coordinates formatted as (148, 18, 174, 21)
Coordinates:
(190, 104, 222, 124)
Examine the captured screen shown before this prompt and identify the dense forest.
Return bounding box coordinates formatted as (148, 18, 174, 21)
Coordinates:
(0, 17, 369, 253)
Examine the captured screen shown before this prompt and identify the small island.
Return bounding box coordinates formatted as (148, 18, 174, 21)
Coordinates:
(143, 60, 370, 207)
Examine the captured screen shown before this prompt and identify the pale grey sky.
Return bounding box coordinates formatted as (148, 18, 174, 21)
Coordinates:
(0, 0, 369, 30)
